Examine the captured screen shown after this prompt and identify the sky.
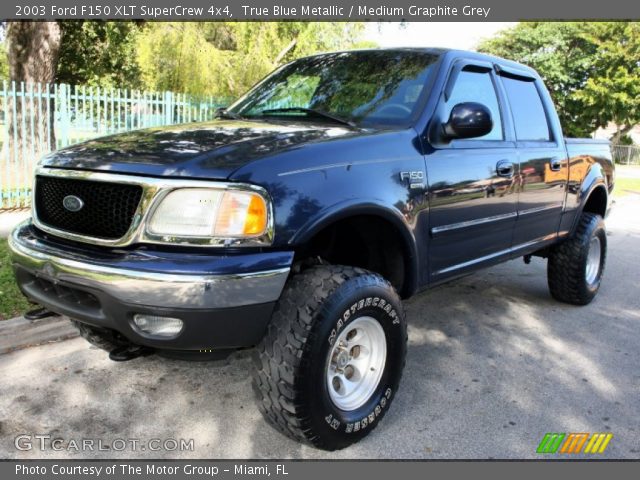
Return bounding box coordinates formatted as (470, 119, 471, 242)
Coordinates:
(363, 22, 517, 50)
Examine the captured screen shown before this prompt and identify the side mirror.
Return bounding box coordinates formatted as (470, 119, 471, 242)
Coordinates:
(442, 102, 493, 140)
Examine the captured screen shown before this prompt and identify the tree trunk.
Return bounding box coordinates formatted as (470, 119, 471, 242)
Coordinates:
(610, 124, 634, 144)
(4, 22, 61, 181)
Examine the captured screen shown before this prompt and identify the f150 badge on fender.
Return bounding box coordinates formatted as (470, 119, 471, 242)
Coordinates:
(400, 171, 425, 190)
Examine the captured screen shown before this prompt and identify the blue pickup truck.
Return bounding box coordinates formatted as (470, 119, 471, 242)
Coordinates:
(9, 48, 614, 450)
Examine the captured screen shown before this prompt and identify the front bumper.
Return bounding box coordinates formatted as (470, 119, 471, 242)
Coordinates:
(9, 220, 293, 350)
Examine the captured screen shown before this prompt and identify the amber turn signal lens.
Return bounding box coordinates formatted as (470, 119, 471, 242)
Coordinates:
(214, 191, 268, 237)
(244, 193, 268, 235)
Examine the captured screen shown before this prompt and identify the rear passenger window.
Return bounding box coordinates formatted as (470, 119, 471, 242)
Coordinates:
(446, 69, 503, 141)
(501, 76, 551, 141)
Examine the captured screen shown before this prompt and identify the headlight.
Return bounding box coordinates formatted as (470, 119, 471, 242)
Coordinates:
(147, 187, 269, 240)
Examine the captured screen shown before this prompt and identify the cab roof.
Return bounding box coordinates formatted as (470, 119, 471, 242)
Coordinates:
(298, 47, 539, 80)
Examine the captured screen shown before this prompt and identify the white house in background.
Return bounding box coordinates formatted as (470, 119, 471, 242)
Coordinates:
(593, 123, 640, 144)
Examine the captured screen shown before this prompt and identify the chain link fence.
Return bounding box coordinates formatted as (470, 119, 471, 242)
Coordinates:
(611, 144, 640, 166)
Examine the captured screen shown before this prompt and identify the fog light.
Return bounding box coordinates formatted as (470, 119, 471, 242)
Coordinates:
(132, 314, 183, 338)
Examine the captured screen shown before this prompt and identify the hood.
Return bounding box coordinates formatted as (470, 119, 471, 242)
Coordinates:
(40, 119, 361, 179)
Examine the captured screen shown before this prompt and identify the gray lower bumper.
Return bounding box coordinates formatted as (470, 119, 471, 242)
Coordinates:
(9, 220, 290, 310)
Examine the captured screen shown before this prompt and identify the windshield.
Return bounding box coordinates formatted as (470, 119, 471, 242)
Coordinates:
(228, 50, 440, 128)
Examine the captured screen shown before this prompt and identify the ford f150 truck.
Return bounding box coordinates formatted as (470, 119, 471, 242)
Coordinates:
(9, 49, 614, 450)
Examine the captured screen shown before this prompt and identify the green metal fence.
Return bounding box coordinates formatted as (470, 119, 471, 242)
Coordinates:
(0, 81, 229, 209)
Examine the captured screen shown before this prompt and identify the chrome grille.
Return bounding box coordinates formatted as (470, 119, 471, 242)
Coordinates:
(34, 175, 143, 240)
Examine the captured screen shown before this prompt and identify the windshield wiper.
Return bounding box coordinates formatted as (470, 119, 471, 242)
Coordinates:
(214, 108, 245, 120)
(259, 107, 356, 128)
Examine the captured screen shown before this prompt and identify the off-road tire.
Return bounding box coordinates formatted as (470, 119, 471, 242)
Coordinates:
(70, 319, 129, 352)
(547, 212, 607, 305)
(252, 265, 407, 450)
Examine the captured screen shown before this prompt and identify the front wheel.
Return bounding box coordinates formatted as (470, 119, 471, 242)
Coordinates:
(547, 212, 607, 305)
(252, 265, 407, 450)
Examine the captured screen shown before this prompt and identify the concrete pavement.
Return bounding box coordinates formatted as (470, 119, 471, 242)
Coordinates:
(0, 315, 78, 355)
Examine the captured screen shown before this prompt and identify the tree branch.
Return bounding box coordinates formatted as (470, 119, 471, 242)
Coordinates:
(274, 38, 297, 65)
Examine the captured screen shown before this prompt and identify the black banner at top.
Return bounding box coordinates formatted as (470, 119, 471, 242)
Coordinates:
(4, 0, 640, 21)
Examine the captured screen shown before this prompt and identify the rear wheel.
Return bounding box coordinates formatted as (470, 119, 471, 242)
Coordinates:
(252, 265, 407, 450)
(547, 212, 607, 305)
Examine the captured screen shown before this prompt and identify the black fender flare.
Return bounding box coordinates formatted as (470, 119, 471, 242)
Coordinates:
(571, 163, 609, 236)
(289, 200, 420, 297)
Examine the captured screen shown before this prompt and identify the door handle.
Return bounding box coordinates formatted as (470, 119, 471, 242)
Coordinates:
(496, 160, 514, 178)
(549, 158, 562, 171)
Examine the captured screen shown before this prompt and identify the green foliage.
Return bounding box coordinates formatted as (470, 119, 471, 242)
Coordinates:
(56, 21, 143, 89)
(135, 22, 367, 98)
(613, 176, 640, 197)
(4, 20, 368, 98)
(478, 22, 640, 138)
(574, 22, 640, 142)
(617, 135, 635, 146)
(136, 23, 227, 97)
(0, 41, 8, 81)
(0, 239, 32, 320)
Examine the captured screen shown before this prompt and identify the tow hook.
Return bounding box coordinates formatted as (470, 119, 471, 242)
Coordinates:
(24, 307, 59, 321)
(108, 344, 154, 362)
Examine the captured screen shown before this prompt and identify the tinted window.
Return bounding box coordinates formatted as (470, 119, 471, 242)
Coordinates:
(501, 77, 551, 141)
(230, 51, 439, 128)
(446, 70, 503, 141)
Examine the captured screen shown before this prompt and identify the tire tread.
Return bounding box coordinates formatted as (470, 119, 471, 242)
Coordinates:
(548, 212, 606, 305)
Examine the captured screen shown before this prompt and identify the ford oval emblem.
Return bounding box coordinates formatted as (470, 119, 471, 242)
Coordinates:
(62, 195, 84, 212)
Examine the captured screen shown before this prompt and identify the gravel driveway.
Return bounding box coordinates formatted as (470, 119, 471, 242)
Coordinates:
(1, 197, 638, 460)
